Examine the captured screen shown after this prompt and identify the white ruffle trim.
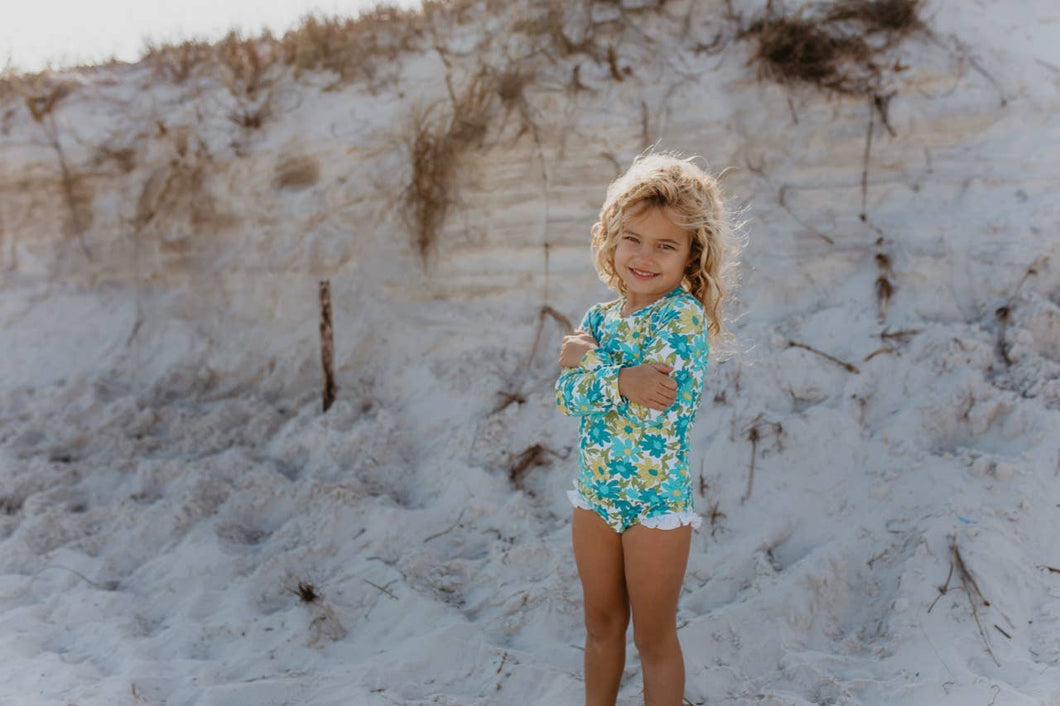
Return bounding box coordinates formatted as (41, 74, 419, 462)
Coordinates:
(639, 511, 703, 530)
(566, 485, 703, 531)
(566, 488, 594, 512)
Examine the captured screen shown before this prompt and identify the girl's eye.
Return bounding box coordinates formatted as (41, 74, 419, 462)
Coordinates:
(623, 235, 638, 242)
(659, 244, 675, 251)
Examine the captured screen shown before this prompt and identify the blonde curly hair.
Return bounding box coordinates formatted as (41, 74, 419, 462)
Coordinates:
(591, 149, 744, 347)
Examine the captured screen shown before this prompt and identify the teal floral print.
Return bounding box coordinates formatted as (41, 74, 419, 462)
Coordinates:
(555, 285, 710, 532)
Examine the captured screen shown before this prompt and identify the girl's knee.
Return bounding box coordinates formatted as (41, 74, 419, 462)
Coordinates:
(632, 623, 679, 658)
(584, 607, 629, 643)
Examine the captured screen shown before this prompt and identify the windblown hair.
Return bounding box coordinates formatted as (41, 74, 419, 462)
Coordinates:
(591, 149, 745, 348)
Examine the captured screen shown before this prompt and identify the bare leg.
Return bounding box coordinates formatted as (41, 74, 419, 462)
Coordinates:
(572, 507, 629, 706)
(622, 522, 692, 706)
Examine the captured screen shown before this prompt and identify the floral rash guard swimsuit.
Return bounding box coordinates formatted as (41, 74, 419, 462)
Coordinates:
(555, 285, 709, 533)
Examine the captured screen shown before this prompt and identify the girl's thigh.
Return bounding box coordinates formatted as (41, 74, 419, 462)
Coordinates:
(571, 507, 629, 629)
(621, 524, 691, 632)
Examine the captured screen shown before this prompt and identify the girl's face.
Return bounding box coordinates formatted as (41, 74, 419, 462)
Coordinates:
(613, 205, 692, 308)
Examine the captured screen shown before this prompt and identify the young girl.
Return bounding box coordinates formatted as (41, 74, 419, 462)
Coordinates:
(555, 150, 740, 706)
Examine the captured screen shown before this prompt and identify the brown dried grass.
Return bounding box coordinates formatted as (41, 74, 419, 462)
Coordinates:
(493, 65, 534, 111)
(825, 0, 924, 34)
(16, 76, 76, 123)
(141, 32, 281, 129)
(142, 31, 279, 92)
(745, 0, 925, 94)
(508, 443, 551, 495)
(216, 32, 278, 100)
(141, 5, 426, 92)
(278, 7, 425, 85)
(141, 39, 214, 84)
(746, 15, 872, 93)
(213, 32, 283, 129)
(401, 71, 497, 264)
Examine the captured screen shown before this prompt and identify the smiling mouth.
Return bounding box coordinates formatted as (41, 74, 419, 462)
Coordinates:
(629, 267, 658, 279)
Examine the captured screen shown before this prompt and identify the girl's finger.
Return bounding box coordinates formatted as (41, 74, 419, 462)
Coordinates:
(659, 378, 677, 391)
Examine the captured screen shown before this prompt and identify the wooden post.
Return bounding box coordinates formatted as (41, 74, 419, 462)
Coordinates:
(319, 280, 336, 413)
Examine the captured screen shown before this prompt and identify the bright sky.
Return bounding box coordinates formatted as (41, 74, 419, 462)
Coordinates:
(2, 0, 422, 72)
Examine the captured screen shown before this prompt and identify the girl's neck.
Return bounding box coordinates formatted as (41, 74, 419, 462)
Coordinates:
(621, 288, 675, 316)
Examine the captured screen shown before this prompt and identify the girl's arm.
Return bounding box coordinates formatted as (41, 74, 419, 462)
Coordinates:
(554, 362, 624, 417)
(555, 307, 683, 417)
(555, 307, 625, 417)
(559, 330, 601, 368)
(624, 297, 710, 430)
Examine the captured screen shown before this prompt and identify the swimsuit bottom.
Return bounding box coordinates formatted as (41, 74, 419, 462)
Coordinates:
(567, 481, 703, 534)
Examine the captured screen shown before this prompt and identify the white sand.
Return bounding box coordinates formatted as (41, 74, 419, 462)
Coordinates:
(1, 1, 1059, 704)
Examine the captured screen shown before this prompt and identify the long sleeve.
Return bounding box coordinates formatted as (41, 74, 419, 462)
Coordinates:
(554, 307, 624, 417)
(558, 289, 709, 532)
(624, 298, 709, 430)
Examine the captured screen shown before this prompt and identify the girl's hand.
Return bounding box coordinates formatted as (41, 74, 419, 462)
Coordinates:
(618, 363, 677, 411)
(559, 330, 599, 367)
